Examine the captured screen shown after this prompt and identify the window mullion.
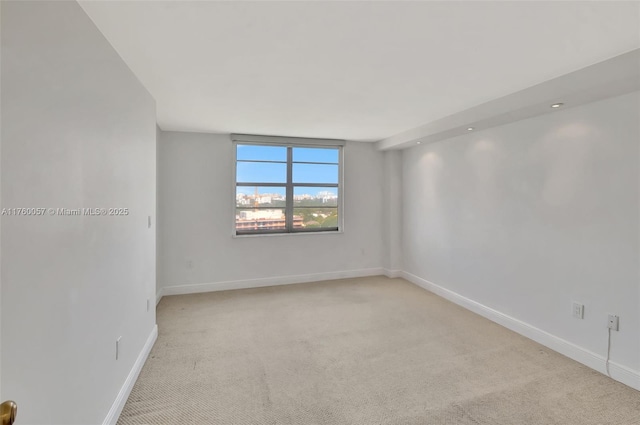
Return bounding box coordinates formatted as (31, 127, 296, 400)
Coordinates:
(285, 147, 293, 232)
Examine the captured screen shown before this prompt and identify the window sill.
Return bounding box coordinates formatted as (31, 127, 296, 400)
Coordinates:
(232, 230, 343, 238)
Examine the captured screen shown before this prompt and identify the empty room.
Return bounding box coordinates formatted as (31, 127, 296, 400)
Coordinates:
(1, 1, 639, 424)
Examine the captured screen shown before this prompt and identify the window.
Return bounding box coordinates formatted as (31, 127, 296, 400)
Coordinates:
(232, 134, 344, 235)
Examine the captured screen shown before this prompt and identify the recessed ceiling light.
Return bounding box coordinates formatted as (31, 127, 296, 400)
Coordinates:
(467, 127, 474, 131)
(551, 103, 564, 108)
(416, 141, 421, 144)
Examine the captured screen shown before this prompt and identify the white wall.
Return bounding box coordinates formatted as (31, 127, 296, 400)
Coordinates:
(1, 1, 156, 424)
(381, 150, 403, 273)
(157, 131, 385, 294)
(402, 92, 640, 383)
(156, 125, 162, 304)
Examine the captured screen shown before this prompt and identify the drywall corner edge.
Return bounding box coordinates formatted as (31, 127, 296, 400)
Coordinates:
(383, 269, 402, 278)
(156, 288, 164, 306)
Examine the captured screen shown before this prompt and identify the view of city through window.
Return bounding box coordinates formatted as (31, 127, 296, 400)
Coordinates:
(235, 144, 340, 233)
(236, 187, 338, 231)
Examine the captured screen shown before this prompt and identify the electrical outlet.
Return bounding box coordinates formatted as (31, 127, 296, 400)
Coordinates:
(607, 315, 619, 331)
(116, 336, 122, 360)
(572, 302, 584, 319)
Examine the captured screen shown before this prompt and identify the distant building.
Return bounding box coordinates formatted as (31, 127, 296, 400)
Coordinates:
(236, 209, 303, 231)
(239, 209, 282, 220)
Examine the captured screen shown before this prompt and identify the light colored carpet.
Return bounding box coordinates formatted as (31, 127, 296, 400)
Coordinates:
(117, 276, 640, 424)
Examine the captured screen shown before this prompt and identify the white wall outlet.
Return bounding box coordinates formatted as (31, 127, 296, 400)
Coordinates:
(116, 336, 122, 360)
(607, 314, 619, 331)
(572, 302, 584, 319)
(186, 259, 193, 269)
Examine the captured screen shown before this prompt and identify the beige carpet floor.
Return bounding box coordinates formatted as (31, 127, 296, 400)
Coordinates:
(117, 276, 640, 424)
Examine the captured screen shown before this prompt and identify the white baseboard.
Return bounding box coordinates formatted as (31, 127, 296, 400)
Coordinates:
(156, 287, 164, 305)
(162, 268, 385, 297)
(103, 324, 158, 425)
(383, 268, 402, 278)
(401, 271, 640, 392)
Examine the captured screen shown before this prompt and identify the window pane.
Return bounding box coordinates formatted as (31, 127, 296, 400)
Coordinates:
(236, 186, 286, 208)
(236, 208, 287, 232)
(293, 147, 339, 164)
(237, 161, 286, 183)
(292, 163, 338, 184)
(237, 144, 286, 161)
(235, 143, 341, 235)
(293, 187, 338, 207)
(294, 208, 338, 230)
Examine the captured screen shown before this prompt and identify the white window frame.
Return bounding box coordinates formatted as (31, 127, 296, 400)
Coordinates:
(231, 134, 345, 237)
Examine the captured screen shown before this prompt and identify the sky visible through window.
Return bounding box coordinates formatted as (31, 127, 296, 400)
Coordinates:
(236, 145, 339, 197)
